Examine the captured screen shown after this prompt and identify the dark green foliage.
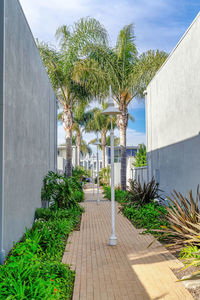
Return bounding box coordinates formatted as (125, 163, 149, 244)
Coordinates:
(125, 178, 163, 207)
(0, 173, 83, 299)
(134, 144, 147, 167)
(103, 186, 128, 203)
(123, 202, 169, 239)
(72, 166, 90, 183)
(41, 171, 84, 208)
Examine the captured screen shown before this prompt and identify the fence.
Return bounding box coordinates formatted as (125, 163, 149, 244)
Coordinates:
(131, 166, 148, 185)
(57, 157, 66, 173)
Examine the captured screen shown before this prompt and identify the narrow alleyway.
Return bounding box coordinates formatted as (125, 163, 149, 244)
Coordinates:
(62, 186, 192, 300)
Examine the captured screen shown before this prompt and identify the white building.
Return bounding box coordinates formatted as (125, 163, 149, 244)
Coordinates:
(145, 13, 200, 196)
(57, 145, 102, 175)
(105, 146, 139, 186)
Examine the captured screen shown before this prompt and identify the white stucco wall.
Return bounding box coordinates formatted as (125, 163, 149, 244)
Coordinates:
(146, 13, 200, 196)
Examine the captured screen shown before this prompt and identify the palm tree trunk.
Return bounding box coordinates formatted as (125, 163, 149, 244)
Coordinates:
(118, 105, 128, 190)
(76, 133, 81, 166)
(120, 125, 126, 190)
(101, 131, 106, 168)
(62, 104, 73, 177)
(65, 129, 72, 177)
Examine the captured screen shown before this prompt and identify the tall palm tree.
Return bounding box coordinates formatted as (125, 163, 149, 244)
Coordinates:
(38, 17, 107, 177)
(73, 24, 168, 189)
(72, 102, 91, 166)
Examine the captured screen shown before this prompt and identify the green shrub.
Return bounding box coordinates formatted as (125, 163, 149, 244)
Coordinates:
(99, 166, 111, 185)
(0, 205, 82, 299)
(41, 171, 82, 209)
(103, 185, 111, 199)
(133, 143, 147, 167)
(0, 171, 84, 299)
(35, 207, 83, 221)
(72, 166, 90, 182)
(72, 190, 84, 202)
(123, 202, 169, 239)
(103, 186, 128, 203)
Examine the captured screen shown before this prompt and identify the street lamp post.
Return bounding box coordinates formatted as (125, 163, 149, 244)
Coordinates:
(94, 134, 101, 205)
(91, 153, 96, 195)
(102, 86, 121, 246)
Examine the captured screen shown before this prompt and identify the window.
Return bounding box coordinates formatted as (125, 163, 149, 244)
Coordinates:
(100, 161, 102, 169)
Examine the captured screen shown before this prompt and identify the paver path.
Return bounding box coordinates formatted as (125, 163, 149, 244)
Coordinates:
(62, 187, 193, 300)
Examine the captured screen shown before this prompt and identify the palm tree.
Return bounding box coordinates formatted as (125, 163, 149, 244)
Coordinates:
(73, 24, 168, 189)
(38, 18, 107, 177)
(72, 135, 92, 160)
(72, 102, 91, 166)
(85, 104, 118, 168)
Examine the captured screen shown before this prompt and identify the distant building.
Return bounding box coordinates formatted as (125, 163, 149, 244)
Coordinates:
(105, 145, 138, 186)
(57, 145, 102, 175)
(105, 146, 138, 166)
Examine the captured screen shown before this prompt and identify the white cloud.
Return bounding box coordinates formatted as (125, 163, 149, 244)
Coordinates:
(19, 0, 188, 52)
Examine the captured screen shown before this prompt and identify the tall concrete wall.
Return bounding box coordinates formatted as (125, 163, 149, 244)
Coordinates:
(0, 0, 57, 261)
(146, 13, 200, 197)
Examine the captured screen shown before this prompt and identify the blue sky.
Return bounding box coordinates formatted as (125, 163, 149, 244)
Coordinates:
(19, 0, 200, 146)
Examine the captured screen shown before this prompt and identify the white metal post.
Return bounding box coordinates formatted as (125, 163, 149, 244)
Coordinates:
(109, 116, 117, 245)
(92, 156, 94, 195)
(97, 133, 100, 205)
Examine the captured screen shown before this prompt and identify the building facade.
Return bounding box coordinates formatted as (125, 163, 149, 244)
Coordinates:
(0, 0, 57, 262)
(105, 146, 138, 166)
(57, 145, 102, 175)
(146, 13, 200, 196)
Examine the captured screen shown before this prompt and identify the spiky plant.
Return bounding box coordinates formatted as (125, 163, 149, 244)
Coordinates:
(158, 186, 200, 246)
(124, 178, 163, 207)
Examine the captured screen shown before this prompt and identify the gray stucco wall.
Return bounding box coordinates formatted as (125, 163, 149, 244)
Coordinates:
(146, 13, 200, 197)
(0, 0, 56, 260)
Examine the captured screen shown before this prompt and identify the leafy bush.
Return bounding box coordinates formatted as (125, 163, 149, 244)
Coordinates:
(133, 143, 147, 167)
(41, 171, 84, 209)
(103, 186, 128, 203)
(123, 202, 169, 239)
(103, 186, 111, 199)
(125, 178, 163, 207)
(72, 166, 90, 182)
(0, 205, 83, 299)
(99, 166, 111, 185)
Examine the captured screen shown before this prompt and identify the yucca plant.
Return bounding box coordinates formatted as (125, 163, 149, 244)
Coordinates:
(149, 185, 200, 248)
(125, 178, 163, 207)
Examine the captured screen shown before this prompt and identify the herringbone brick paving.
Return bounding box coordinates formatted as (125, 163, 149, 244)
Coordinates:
(62, 186, 193, 300)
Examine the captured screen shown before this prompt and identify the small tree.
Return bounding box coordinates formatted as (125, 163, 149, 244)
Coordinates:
(134, 144, 147, 167)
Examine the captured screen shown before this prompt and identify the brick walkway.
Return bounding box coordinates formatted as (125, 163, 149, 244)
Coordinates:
(62, 187, 193, 300)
